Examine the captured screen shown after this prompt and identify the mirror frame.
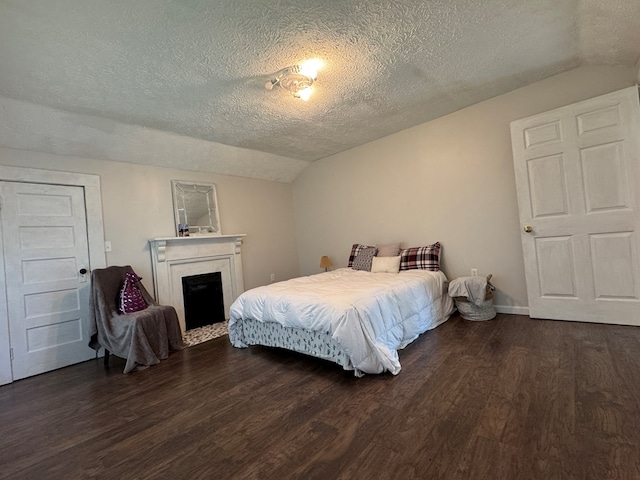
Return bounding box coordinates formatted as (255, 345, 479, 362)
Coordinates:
(171, 180, 222, 236)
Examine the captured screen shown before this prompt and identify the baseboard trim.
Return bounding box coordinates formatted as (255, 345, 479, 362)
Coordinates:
(494, 305, 530, 315)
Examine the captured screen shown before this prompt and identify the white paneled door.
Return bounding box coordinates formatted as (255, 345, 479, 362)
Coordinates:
(0, 181, 94, 380)
(511, 87, 640, 324)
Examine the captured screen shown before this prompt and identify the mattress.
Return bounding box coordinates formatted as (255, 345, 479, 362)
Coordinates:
(229, 268, 454, 376)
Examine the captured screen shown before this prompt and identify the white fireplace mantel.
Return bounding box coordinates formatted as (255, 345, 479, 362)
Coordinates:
(149, 234, 246, 333)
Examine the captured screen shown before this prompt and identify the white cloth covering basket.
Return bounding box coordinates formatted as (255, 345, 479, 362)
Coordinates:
(450, 274, 496, 321)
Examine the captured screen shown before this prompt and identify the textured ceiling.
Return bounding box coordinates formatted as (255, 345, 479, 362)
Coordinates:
(0, 0, 639, 181)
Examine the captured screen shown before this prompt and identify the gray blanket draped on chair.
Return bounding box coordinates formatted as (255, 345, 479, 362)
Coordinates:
(89, 265, 185, 373)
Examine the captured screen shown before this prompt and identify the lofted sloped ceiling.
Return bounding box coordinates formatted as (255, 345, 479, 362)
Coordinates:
(0, 0, 639, 182)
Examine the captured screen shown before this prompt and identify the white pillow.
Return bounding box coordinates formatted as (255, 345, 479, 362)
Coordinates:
(371, 256, 401, 273)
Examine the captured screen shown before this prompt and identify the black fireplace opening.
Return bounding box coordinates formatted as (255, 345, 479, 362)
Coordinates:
(182, 272, 225, 331)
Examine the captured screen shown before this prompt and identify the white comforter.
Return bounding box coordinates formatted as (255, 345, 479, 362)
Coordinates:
(229, 268, 454, 375)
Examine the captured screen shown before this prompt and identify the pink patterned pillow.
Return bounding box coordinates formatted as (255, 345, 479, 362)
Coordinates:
(119, 271, 148, 314)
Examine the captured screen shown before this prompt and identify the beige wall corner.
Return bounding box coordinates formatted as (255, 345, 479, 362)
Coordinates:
(292, 65, 637, 311)
(0, 147, 299, 293)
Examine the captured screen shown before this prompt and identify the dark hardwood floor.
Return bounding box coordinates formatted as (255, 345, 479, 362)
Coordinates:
(1, 314, 640, 479)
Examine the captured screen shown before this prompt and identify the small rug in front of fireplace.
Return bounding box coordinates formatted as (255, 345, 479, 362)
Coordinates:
(183, 320, 229, 347)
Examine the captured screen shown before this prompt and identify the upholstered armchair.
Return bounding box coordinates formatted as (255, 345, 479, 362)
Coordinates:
(88, 265, 185, 373)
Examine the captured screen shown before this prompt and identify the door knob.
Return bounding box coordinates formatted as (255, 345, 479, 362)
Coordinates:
(79, 268, 88, 275)
(523, 226, 533, 233)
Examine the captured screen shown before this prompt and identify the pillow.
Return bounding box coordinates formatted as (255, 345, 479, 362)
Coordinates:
(119, 271, 148, 314)
(371, 256, 401, 273)
(376, 242, 402, 257)
(347, 243, 375, 267)
(399, 242, 441, 271)
(352, 247, 378, 271)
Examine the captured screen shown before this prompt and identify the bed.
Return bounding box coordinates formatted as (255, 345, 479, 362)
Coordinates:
(229, 262, 454, 376)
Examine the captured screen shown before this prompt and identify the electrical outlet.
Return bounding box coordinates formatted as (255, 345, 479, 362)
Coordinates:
(471, 268, 478, 276)
(270, 273, 276, 282)
(104, 240, 112, 252)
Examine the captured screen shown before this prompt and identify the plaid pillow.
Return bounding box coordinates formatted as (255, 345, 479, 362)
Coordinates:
(352, 247, 378, 271)
(399, 242, 441, 271)
(347, 243, 375, 267)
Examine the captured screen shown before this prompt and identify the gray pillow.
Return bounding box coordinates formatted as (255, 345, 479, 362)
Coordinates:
(376, 242, 401, 257)
(352, 247, 378, 271)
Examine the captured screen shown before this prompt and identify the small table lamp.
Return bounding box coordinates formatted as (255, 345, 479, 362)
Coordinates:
(320, 255, 332, 272)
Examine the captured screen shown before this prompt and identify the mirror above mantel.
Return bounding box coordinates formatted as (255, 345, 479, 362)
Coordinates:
(171, 180, 221, 236)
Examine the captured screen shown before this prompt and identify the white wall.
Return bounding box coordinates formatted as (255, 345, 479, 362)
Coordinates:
(0, 147, 299, 293)
(292, 65, 637, 312)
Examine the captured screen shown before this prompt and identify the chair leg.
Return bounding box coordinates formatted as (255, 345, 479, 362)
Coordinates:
(103, 349, 110, 367)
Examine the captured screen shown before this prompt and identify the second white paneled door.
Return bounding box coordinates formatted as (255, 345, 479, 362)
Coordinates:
(0, 181, 94, 380)
(511, 87, 640, 324)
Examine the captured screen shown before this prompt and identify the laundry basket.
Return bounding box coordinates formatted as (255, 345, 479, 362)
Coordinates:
(451, 274, 496, 321)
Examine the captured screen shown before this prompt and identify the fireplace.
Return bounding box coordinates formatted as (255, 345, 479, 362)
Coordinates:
(182, 272, 225, 330)
(149, 234, 246, 334)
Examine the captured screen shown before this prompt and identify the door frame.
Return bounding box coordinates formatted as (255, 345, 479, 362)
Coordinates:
(0, 166, 106, 385)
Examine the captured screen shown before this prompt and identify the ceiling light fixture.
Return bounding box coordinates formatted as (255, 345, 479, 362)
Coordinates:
(265, 59, 323, 101)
